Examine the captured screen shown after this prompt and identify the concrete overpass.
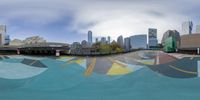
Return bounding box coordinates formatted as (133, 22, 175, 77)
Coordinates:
(0, 42, 70, 56)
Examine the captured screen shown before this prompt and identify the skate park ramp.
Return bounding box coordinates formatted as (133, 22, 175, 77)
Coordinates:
(1, 52, 200, 100)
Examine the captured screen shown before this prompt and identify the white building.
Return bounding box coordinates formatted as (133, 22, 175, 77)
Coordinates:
(9, 39, 24, 46)
(117, 35, 123, 48)
(130, 35, 147, 49)
(148, 28, 158, 49)
(23, 36, 46, 44)
(182, 21, 193, 35)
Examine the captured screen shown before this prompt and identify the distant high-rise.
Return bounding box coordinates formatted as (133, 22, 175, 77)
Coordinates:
(0, 25, 6, 45)
(196, 25, 200, 33)
(124, 37, 130, 52)
(88, 31, 92, 46)
(148, 28, 158, 49)
(95, 38, 99, 43)
(101, 37, 106, 44)
(117, 35, 123, 48)
(182, 21, 193, 34)
(107, 36, 111, 44)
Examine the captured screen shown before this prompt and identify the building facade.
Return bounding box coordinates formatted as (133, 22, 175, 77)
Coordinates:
(88, 31, 92, 46)
(130, 35, 147, 50)
(182, 21, 193, 35)
(4, 35, 10, 45)
(95, 38, 99, 43)
(107, 36, 111, 44)
(148, 28, 158, 49)
(0, 25, 6, 45)
(179, 33, 200, 49)
(0, 34, 2, 46)
(117, 35, 123, 48)
(23, 36, 46, 44)
(196, 25, 200, 33)
(124, 37, 130, 52)
(81, 40, 90, 48)
(9, 39, 24, 46)
(179, 33, 200, 54)
(162, 30, 181, 50)
(101, 37, 107, 44)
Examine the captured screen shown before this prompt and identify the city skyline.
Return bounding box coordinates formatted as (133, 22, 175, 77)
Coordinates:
(0, 0, 200, 43)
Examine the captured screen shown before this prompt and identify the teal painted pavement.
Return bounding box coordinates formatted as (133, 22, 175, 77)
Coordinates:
(0, 56, 200, 100)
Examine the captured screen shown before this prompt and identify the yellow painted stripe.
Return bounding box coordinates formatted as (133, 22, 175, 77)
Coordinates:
(169, 65, 197, 75)
(60, 58, 82, 67)
(107, 57, 126, 67)
(29, 60, 37, 66)
(84, 58, 96, 76)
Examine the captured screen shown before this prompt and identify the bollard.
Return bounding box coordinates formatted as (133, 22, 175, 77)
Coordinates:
(56, 50, 60, 57)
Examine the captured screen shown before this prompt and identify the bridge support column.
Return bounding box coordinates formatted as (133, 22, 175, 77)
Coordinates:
(17, 49, 20, 55)
(198, 61, 200, 77)
(56, 50, 60, 57)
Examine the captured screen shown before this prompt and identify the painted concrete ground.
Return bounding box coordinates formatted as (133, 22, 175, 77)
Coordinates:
(0, 51, 200, 100)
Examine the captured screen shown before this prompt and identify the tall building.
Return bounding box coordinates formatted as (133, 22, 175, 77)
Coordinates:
(117, 35, 123, 48)
(95, 38, 98, 43)
(101, 37, 106, 44)
(196, 25, 200, 33)
(88, 31, 92, 46)
(124, 37, 130, 52)
(0, 25, 6, 45)
(130, 35, 147, 49)
(182, 21, 193, 34)
(107, 36, 111, 44)
(148, 28, 158, 49)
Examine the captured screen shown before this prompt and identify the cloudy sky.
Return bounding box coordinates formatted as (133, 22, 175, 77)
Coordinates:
(0, 0, 199, 43)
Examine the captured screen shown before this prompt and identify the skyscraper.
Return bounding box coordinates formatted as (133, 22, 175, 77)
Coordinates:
(196, 25, 200, 33)
(95, 38, 99, 43)
(117, 35, 123, 48)
(124, 37, 130, 52)
(101, 37, 106, 44)
(0, 25, 6, 45)
(107, 36, 111, 44)
(148, 28, 158, 49)
(88, 31, 92, 46)
(182, 21, 193, 34)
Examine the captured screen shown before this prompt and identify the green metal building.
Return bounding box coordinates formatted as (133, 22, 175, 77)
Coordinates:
(163, 37, 176, 53)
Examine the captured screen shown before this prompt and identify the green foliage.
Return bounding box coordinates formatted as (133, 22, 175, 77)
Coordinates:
(92, 42, 124, 54)
(99, 44, 112, 53)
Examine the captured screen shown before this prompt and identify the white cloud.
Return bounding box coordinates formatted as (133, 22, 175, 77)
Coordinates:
(0, 0, 199, 43)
